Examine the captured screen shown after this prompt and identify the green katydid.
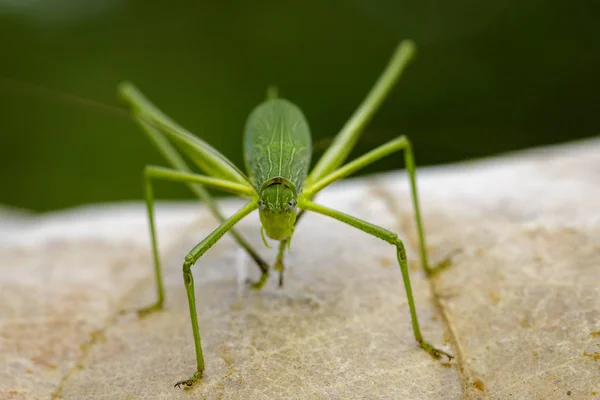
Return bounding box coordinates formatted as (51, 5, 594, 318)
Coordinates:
(114, 39, 453, 388)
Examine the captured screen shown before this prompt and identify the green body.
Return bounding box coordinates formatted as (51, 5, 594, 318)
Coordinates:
(117, 40, 453, 389)
(243, 98, 312, 192)
(243, 99, 312, 240)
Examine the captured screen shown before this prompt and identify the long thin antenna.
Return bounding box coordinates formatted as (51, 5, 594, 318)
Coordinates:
(0, 77, 129, 119)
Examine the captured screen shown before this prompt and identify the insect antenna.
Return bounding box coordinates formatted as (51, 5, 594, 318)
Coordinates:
(1, 77, 390, 159)
(0, 76, 130, 120)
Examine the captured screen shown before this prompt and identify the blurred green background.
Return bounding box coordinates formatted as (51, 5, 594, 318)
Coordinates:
(1, 0, 598, 212)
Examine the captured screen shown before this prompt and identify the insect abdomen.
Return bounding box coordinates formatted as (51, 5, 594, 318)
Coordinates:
(243, 99, 312, 192)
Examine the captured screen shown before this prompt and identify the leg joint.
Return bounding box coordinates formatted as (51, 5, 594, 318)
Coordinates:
(184, 254, 195, 267)
(183, 255, 195, 273)
(394, 237, 407, 261)
(395, 134, 410, 146)
(143, 165, 157, 186)
(143, 164, 154, 177)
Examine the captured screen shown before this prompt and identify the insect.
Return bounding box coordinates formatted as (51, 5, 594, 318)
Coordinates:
(112, 39, 453, 388)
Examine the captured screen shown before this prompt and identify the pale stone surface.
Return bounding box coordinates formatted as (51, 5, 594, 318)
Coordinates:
(1, 139, 599, 399)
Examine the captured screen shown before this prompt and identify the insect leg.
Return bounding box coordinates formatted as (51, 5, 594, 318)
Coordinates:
(120, 89, 270, 280)
(305, 136, 451, 275)
(273, 240, 287, 288)
(290, 42, 416, 283)
(174, 199, 258, 388)
(298, 199, 453, 361)
(269, 208, 315, 288)
(138, 166, 256, 317)
(307, 40, 416, 184)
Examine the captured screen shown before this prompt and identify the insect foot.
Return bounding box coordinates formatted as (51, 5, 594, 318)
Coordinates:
(245, 271, 269, 291)
(174, 370, 203, 389)
(426, 248, 463, 277)
(419, 339, 454, 361)
(136, 301, 163, 318)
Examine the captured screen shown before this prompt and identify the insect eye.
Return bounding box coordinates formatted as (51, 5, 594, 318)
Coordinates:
(287, 199, 297, 209)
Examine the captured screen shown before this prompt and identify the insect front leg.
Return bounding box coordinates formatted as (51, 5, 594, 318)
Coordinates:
(298, 199, 453, 361)
(268, 209, 307, 288)
(174, 200, 258, 389)
(252, 209, 310, 291)
(273, 240, 286, 287)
